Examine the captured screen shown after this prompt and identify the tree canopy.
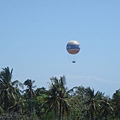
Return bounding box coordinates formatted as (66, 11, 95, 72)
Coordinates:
(0, 67, 120, 120)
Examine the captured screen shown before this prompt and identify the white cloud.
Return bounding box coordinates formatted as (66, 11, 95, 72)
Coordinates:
(66, 75, 120, 84)
(48, 74, 120, 96)
(65, 75, 120, 97)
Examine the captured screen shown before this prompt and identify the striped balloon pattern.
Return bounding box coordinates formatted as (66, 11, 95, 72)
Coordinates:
(66, 40, 80, 54)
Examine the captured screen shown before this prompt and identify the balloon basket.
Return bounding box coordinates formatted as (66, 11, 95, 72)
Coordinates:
(72, 61, 76, 63)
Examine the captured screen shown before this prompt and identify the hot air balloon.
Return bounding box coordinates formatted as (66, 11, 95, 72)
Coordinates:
(66, 40, 80, 63)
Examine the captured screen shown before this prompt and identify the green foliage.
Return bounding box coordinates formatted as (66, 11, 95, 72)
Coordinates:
(0, 67, 120, 119)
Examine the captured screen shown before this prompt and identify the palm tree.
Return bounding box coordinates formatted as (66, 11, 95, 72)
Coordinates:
(35, 87, 46, 96)
(0, 67, 13, 112)
(112, 89, 120, 119)
(0, 67, 23, 113)
(24, 79, 36, 114)
(8, 80, 24, 114)
(69, 86, 91, 120)
(100, 97, 113, 120)
(39, 76, 70, 120)
(84, 87, 102, 120)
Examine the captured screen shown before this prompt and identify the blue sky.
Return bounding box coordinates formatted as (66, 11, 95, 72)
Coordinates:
(0, 0, 120, 96)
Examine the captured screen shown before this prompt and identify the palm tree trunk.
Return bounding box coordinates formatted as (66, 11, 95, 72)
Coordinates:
(91, 112, 94, 120)
(105, 112, 108, 120)
(59, 99, 62, 120)
(4, 91, 9, 113)
(54, 103, 57, 120)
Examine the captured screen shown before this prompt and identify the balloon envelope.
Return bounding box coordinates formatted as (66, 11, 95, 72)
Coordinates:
(66, 40, 80, 54)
